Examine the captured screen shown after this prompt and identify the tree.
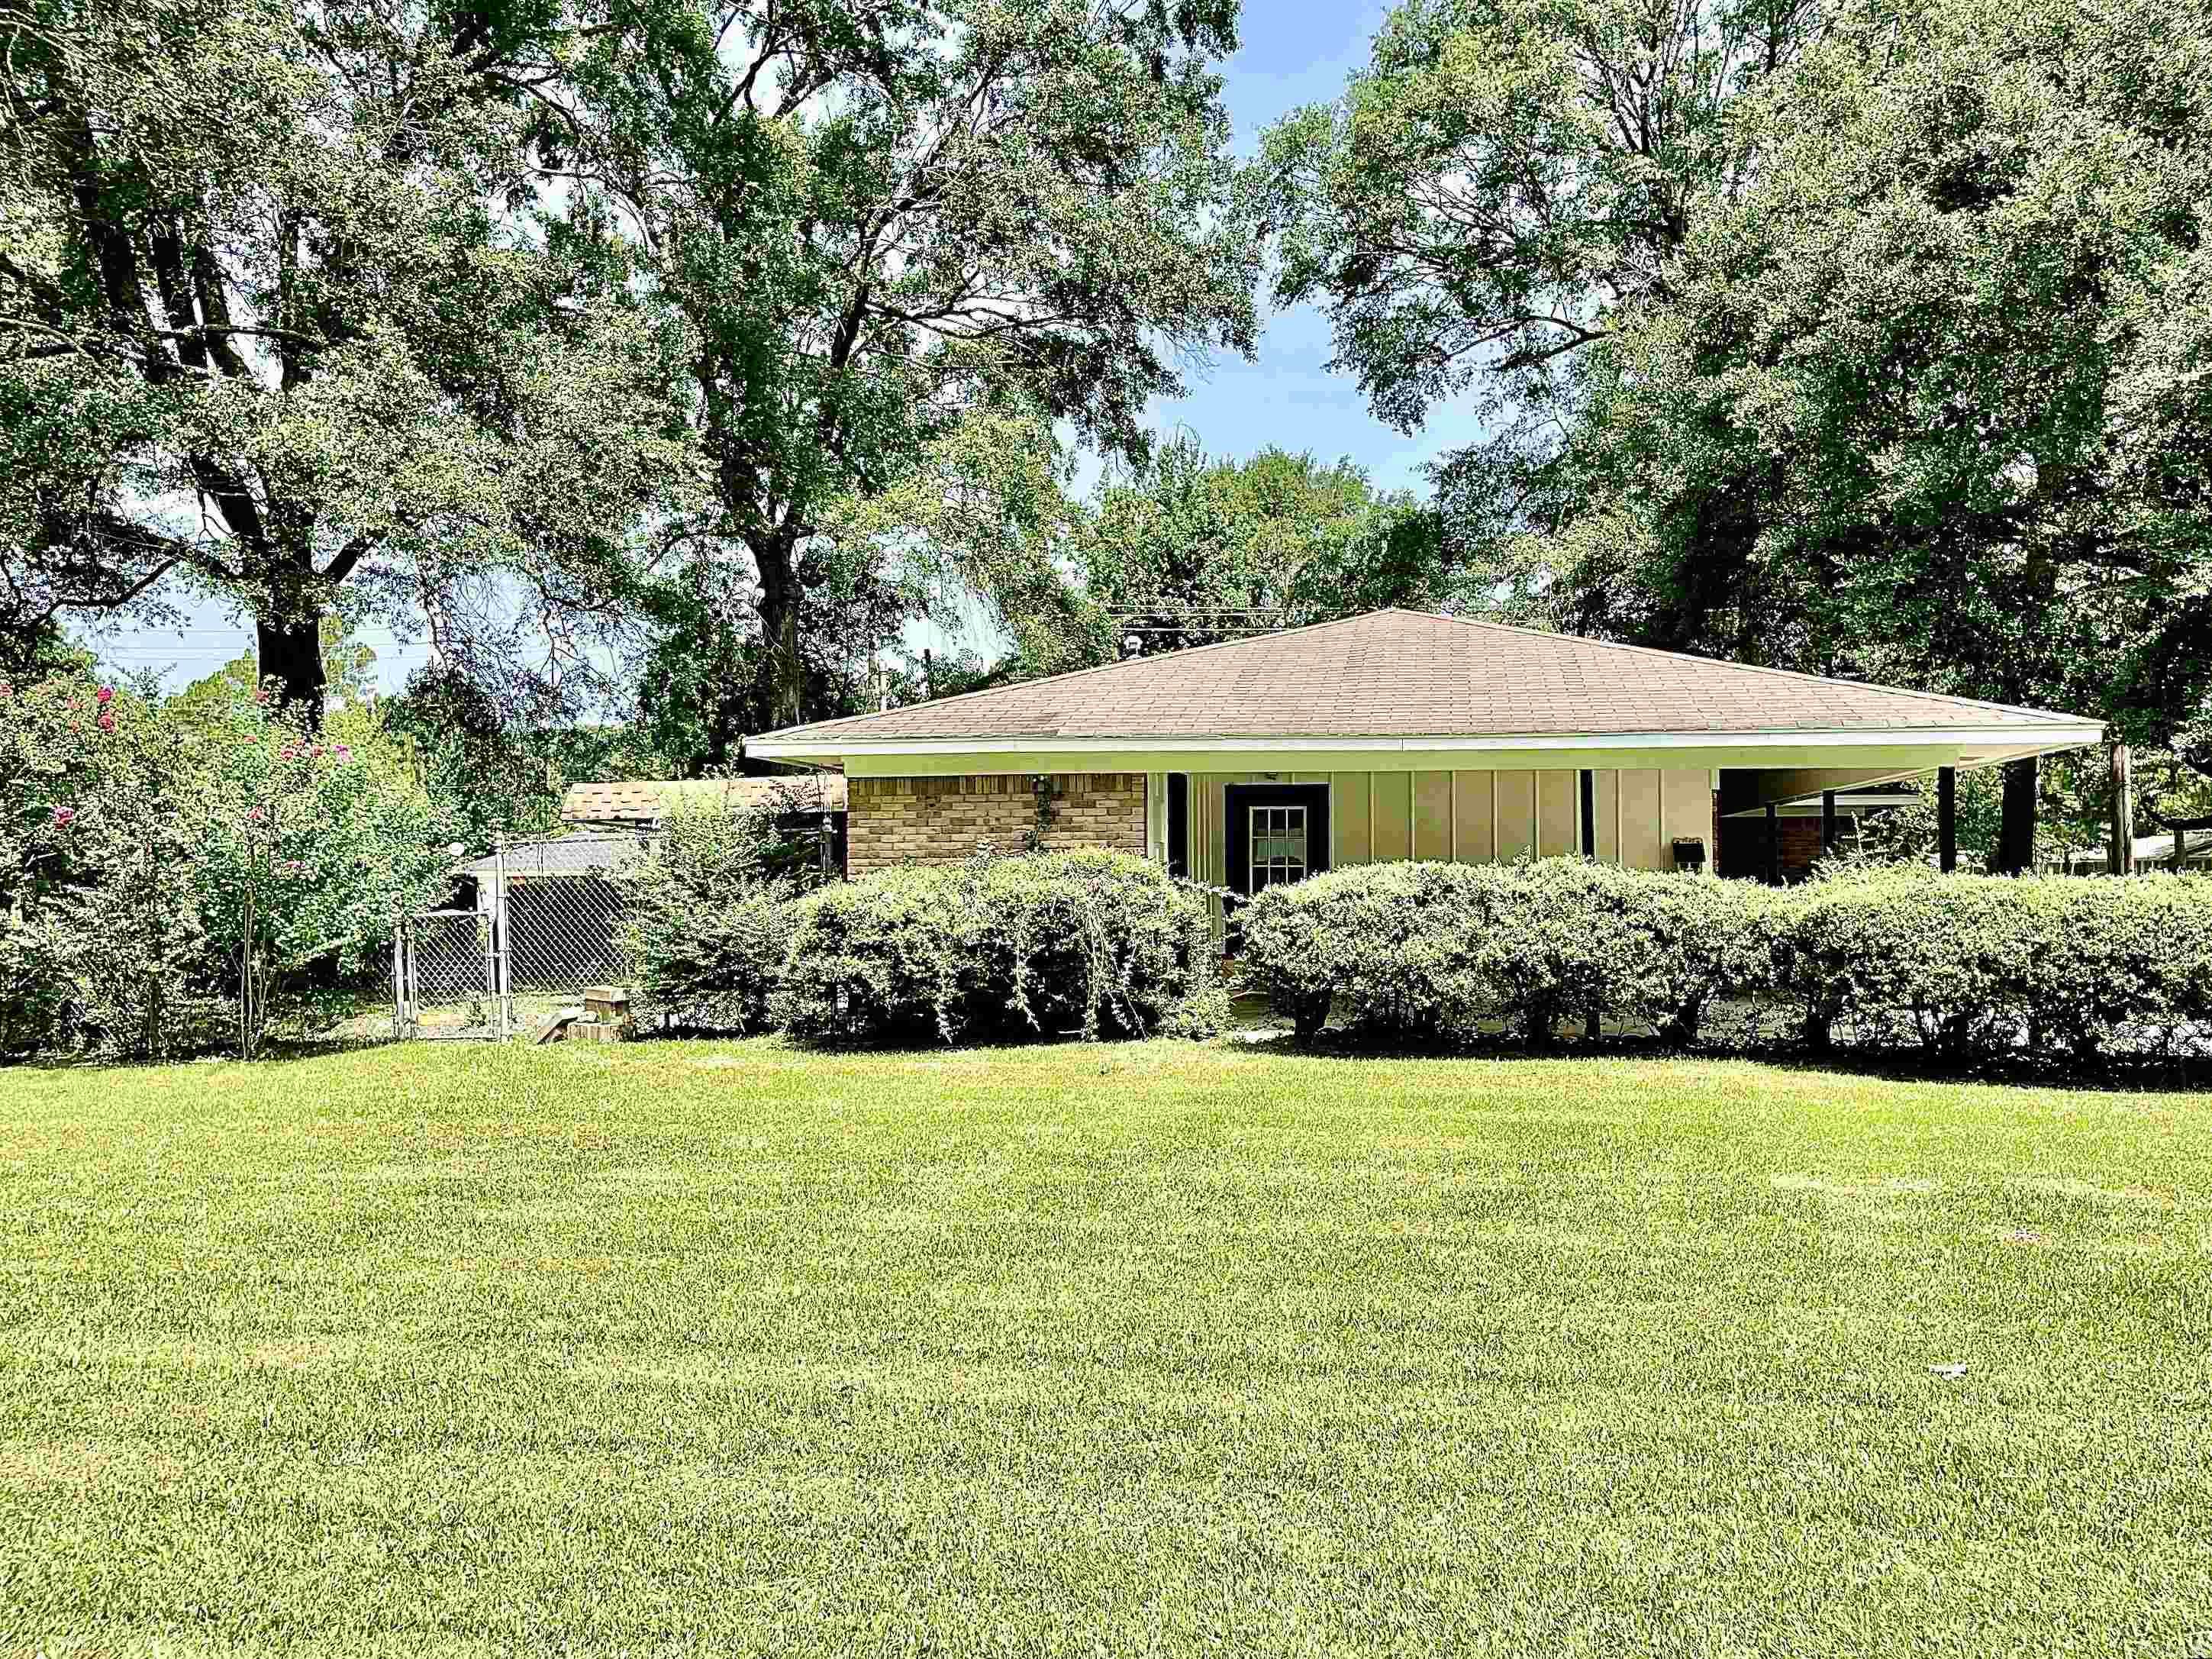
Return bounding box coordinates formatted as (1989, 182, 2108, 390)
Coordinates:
(558, 0, 1261, 732)
(1259, 0, 1826, 534)
(1524, 0, 2212, 759)
(1066, 437, 1449, 659)
(380, 664, 672, 844)
(0, 0, 691, 724)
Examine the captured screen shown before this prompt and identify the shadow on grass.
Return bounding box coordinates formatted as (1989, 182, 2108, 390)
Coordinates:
(1244, 1026, 2212, 1093)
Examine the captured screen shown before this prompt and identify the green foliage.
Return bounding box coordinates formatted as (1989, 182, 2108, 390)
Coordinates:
(0, 668, 454, 1059)
(0, 0, 692, 718)
(177, 692, 456, 1000)
(612, 799, 825, 1034)
(566, 0, 1262, 730)
(1278, 0, 2212, 778)
(1775, 867, 2212, 1061)
(1261, 0, 1819, 432)
(0, 673, 228, 1057)
(1245, 856, 2212, 1066)
(1543, 0, 2212, 745)
(382, 666, 672, 844)
(1063, 437, 1453, 662)
(776, 850, 1226, 1045)
(1241, 859, 1746, 1046)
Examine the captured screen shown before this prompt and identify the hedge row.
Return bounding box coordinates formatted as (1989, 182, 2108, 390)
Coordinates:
(1240, 859, 2212, 1062)
(621, 845, 1226, 1044)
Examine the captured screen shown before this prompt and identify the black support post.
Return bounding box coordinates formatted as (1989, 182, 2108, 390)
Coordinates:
(1820, 790, 1837, 860)
(1579, 769, 1597, 858)
(1995, 756, 2036, 875)
(1764, 802, 1781, 886)
(1937, 766, 1958, 873)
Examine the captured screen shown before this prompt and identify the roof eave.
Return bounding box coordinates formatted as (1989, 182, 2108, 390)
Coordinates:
(748, 723, 2106, 762)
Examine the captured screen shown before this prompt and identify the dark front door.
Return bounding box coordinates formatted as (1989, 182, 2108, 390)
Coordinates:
(1224, 783, 1331, 900)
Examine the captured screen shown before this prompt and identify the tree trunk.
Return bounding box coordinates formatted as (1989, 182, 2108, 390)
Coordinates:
(255, 614, 326, 725)
(1994, 757, 2036, 875)
(2109, 744, 2134, 875)
(753, 530, 807, 733)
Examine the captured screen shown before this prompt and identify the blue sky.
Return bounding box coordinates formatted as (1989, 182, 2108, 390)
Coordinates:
(94, 0, 1445, 691)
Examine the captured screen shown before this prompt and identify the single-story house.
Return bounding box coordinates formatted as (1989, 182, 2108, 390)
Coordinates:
(744, 609, 2106, 899)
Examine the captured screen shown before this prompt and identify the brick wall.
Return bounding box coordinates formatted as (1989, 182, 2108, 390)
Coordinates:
(1717, 811, 1849, 883)
(845, 773, 1148, 878)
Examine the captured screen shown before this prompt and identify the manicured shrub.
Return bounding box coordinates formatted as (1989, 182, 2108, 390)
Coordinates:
(1240, 858, 1749, 1046)
(775, 849, 1226, 1044)
(613, 799, 812, 1034)
(2033, 875, 2212, 1057)
(1775, 867, 2212, 1060)
(1243, 856, 2212, 1065)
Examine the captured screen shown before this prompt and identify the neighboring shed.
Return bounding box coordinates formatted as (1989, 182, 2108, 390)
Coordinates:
(2061, 828, 2212, 874)
(562, 775, 847, 874)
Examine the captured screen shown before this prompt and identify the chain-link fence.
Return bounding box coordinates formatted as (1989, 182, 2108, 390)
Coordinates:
(395, 832, 650, 1041)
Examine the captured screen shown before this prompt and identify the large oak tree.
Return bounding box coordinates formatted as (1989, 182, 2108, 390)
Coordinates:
(559, 0, 1262, 735)
(0, 0, 691, 721)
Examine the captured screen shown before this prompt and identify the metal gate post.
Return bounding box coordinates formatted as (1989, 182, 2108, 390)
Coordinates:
(485, 838, 504, 1041)
(392, 919, 406, 1041)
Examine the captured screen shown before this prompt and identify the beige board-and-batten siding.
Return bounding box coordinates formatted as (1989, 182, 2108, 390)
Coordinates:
(1185, 768, 1716, 884)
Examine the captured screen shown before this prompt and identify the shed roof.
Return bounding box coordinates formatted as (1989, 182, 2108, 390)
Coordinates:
(562, 776, 846, 825)
(747, 610, 2097, 752)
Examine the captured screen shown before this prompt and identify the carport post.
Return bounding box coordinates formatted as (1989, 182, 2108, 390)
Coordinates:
(1820, 790, 1837, 859)
(1994, 756, 2037, 875)
(1764, 802, 1781, 886)
(1937, 767, 1958, 873)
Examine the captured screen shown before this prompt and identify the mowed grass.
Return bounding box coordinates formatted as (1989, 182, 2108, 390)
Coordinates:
(1, 1041, 2208, 1657)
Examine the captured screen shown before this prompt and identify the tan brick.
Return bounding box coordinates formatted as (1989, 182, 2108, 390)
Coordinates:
(846, 773, 1147, 878)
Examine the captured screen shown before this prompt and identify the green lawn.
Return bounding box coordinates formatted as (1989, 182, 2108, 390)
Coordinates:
(2, 1041, 2207, 1657)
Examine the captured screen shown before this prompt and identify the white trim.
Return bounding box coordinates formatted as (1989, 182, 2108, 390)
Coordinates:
(1145, 771, 1167, 863)
(749, 725, 2105, 760)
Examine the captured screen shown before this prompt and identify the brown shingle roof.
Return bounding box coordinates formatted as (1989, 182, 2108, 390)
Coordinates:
(750, 610, 2095, 747)
(562, 775, 845, 825)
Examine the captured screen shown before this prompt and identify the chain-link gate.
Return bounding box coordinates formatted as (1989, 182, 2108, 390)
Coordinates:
(395, 833, 649, 1041)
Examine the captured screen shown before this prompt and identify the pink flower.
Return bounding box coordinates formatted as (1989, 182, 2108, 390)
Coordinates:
(311, 744, 324, 758)
(50, 806, 74, 828)
(0, 681, 14, 698)
(333, 744, 352, 760)
(246, 806, 266, 823)
(96, 711, 115, 732)
(280, 859, 305, 876)
(279, 745, 301, 761)
(95, 686, 113, 705)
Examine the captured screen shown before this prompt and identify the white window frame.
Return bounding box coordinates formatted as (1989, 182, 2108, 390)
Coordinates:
(1248, 802, 1311, 894)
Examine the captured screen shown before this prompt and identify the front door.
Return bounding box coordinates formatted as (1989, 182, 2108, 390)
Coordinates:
(1224, 783, 1331, 901)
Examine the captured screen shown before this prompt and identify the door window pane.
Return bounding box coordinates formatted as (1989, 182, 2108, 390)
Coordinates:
(1249, 804, 1308, 893)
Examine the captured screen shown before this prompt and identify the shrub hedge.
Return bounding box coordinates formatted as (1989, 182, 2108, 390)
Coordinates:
(1240, 858, 1755, 1047)
(1240, 858, 2212, 1063)
(611, 800, 808, 1034)
(775, 849, 1226, 1044)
